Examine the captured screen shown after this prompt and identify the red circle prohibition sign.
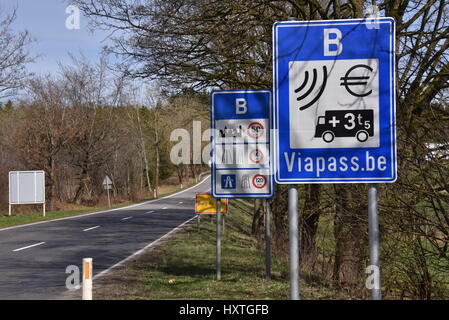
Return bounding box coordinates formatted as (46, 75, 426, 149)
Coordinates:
(249, 148, 264, 164)
(247, 122, 264, 139)
(252, 174, 267, 189)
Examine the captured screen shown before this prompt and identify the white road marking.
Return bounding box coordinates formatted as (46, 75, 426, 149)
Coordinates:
(13, 242, 46, 252)
(146, 211, 155, 214)
(83, 226, 100, 232)
(162, 207, 168, 210)
(178, 202, 183, 204)
(0, 175, 210, 232)
(91, 216, 197, 281)
(121, 216, 133, 221)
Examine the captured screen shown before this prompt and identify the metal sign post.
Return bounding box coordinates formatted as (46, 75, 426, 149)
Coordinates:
(195, 194, 228, 280)
(216, 199, 222, 281)
(102, 176, 113, 208)
(222, 213, 225, 234)
(288, 185, 300, 300)
(368, 184, 381, 300)
(265, 199, 271, 280)
(106, 188, 111, 208)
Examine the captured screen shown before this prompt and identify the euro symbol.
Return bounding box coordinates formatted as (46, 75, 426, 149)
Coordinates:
(294, 66, 328, 111)
(340, 64, 373, 97)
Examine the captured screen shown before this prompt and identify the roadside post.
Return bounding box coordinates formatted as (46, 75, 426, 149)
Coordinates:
(288, 185, 299, 299)
(102, 176, 113, 208)
(195, 193, 228, 280)
(216, 199, 222, 280)
(264, 199, 271, 280)
(8, 171, 46, 217)
(222, 213, 225, 234)
(368, 184, 381, 300)
(82, 258, 93, 300)
(273, 18, 397, 300)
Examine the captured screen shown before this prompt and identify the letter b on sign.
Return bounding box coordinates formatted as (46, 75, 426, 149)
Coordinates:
(236, 98, 247, 114)
(324, 28, 343, 56)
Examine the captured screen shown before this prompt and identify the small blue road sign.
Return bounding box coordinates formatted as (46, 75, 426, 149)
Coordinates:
(221, 174, 236, 189)
(273, 18, 396, 183)
(211, 90, 274, 198)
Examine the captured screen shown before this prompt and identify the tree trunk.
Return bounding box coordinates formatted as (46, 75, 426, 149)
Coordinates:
(252, 199, 264, 238)
(177, 165, 184, 189)
(301, 184, 321, 266)
(191, 164, 198, 182)
(332, 185, 367, 291)
(47, 155, 56, 211)
(154, 111, 160, 197)
(136, 107, 153, 194)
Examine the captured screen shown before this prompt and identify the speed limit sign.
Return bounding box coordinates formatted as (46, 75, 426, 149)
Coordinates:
(252, 174, 267, 189)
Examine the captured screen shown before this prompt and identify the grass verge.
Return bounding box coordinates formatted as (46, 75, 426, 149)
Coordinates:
(91, 198, 343, 300)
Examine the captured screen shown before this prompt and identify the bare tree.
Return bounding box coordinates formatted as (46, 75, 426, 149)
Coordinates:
(0, 7, 34, 98)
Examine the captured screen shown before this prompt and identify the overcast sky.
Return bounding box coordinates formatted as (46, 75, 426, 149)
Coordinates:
(1, 0, 112, 76)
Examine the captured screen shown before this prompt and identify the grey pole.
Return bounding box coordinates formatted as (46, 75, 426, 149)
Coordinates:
(216, 199, 222, 281)
(107, 187, 111, 208)
(368, 184, 382, 300)
(288, 185, 300, 300)
(222, 213, 225, 234)
(265, 199, 271, 280)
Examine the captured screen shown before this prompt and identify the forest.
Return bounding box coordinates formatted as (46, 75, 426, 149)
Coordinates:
(0, 54, 210, 211)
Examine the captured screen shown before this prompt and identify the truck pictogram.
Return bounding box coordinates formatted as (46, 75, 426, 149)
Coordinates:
(314, 109, 374, 143)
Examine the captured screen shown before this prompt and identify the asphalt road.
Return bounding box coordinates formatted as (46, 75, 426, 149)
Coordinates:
(0, 176, 210, 300)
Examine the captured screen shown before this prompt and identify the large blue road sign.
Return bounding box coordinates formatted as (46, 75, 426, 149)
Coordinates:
(273, 18, 396, 183)
(211, 90, 274, 198)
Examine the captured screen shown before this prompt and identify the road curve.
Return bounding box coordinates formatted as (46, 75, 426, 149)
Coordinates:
(0, 177, 210, 300)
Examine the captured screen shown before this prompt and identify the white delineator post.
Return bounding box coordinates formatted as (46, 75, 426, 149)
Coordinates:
(82, 258, 93, 300)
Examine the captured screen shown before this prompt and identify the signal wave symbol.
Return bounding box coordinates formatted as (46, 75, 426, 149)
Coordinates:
(294, 66, 328, 111)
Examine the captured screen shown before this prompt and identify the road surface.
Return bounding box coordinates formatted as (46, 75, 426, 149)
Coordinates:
(0, 177, 210, 300)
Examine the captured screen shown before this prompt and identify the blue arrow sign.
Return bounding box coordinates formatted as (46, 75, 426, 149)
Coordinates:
(273, 18, 397, 183)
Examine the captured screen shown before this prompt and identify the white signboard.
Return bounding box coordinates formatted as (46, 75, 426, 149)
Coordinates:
(9, 171, 45, 204)
(103, 175, 113, 190)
